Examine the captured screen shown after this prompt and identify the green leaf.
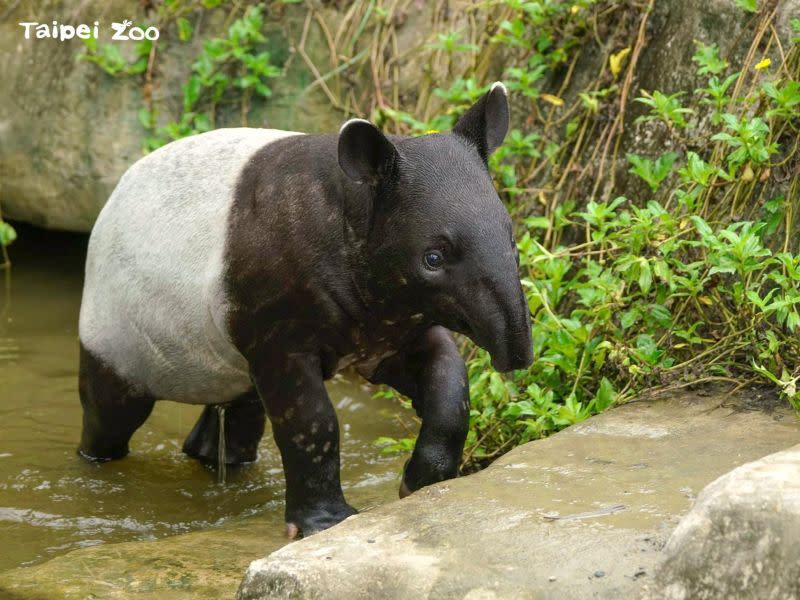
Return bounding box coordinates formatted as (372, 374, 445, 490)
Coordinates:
(620, 309, 640, 329)
(735, 0, 757, 12)
(524, 216, 551, 229)
(592, 378, 616, 412)
(489, 372, 506, 398)
(176, 17, 194, 42)
(690, 215, 715, 239)
(0, 220, 17, 247)
(137, 106, 155, 130)
(627, 152, 678, 192)
(638, 259, 653, 294)
(636, 334, 659, 360)
(692, 41, 728, 75)
(183, 75, 201, 111)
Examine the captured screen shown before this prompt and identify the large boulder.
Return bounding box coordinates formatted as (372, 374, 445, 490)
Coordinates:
(644, 444, 800, 600)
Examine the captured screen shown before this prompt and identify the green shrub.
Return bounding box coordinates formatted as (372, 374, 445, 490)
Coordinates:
(374, 1, 800, 471)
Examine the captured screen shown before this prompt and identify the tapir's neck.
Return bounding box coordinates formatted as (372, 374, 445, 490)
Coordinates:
(336, 181, 379, 317)
(223, 132, 409, 359)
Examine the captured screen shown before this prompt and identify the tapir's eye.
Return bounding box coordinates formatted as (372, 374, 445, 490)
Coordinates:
(423, 250, 444, 271)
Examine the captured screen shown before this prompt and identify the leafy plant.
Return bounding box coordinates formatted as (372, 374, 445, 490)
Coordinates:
(692, 41, 728, 75)
(372, 0, 800, 470)
(427, 30, 479, 54)
(79, 4, 283, 152)
(734, 0, 758, 13)
(78, 37, 151, 76)
(762, 80, 800, 118)
(146, 6, 281, 149)
(627, 152, 679, 192)
(712, 113, 777, 169)
(696, 72, 740, 124)
(635, 90, 694, 129)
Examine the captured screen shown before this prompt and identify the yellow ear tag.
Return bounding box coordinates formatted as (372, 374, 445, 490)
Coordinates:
(754, 57, 771, 70)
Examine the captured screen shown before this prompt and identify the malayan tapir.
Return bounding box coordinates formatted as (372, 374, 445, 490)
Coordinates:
(78, 82, 533, 538)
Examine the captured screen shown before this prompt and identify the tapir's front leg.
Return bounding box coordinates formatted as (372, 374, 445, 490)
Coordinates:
(251, 352, 356, 538)
(371, 326, 470, 497)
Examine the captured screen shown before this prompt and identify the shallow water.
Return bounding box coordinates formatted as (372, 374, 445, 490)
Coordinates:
(0, 226, 409, 572)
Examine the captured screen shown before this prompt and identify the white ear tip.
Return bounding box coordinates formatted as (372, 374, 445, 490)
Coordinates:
(339, 118, 372, 134)
(490, 81, 508, 96)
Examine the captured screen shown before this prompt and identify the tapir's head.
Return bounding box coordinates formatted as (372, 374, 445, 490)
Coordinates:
(337, 82, 532, 372)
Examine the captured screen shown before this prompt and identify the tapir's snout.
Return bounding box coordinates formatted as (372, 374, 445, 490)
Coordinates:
(464, 272, 533, 373)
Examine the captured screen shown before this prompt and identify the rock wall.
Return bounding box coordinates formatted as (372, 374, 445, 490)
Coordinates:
(0, 0, 797, 232)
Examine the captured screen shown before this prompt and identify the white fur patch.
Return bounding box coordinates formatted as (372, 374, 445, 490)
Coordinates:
(79, 128, 301, 404)
(339, 118, 373, 134)
(490, 81, 508, 96)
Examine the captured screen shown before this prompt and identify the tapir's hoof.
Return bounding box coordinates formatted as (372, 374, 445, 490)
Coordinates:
(285, 503, 357, 539)
(77, 444, 129, 463)
(183, 439, 257, 466)
(285, 522, 301, 540)
(399, 479, 414, 498)
(182, 404, 261, 466)
(399, 458, 415, 498)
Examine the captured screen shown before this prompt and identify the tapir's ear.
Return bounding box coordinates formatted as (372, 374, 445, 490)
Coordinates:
(338, 119, 398, 185)
(452, 81, 510, 161)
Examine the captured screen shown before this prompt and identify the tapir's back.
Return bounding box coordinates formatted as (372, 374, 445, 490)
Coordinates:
(79, 128, 300, 403)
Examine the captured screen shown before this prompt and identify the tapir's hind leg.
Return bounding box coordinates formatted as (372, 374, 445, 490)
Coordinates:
(78, 342, 155, 461)
(182, 390, 266, 465)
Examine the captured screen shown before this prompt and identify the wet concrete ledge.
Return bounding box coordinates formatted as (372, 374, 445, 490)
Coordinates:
(238, 390, 800, 600)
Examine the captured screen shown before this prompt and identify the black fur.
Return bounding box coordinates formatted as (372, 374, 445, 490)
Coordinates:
(78, 342, 155, 461)
(182, 390, 266, 465)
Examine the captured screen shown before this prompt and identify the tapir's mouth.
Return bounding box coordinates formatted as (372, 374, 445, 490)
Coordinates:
(457, 316, 493, 358)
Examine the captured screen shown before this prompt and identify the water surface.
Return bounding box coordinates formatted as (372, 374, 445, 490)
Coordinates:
(0, 225, 409, 571)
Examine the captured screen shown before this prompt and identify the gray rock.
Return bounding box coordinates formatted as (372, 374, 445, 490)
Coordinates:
(0, 1, 340, 232)
(236, 390, 800, 600)
(644, 445, 800, 600)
